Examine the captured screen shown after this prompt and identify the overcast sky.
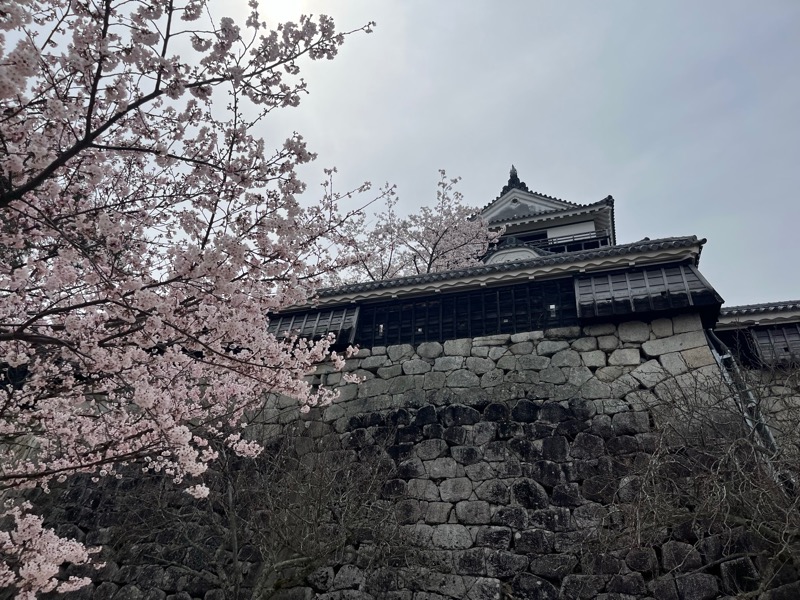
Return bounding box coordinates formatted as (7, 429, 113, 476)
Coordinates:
(259, 1, 800, 307)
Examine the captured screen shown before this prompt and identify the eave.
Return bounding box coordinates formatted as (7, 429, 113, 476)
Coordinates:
(312, 236, 705, 308)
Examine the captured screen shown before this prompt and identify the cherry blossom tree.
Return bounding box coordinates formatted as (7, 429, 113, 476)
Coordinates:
(0, 0, 377, 595)
(333, 170, 502, 284)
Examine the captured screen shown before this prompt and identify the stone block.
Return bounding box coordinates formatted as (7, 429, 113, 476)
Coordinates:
(455, 547, 488, 576)
(511, 573, 559, 600)
(675, 573, 718, 600)
(672, 313, 702, 333)
(537, 340, 570, 356)
(451, 445, 482, 465)
(444, 338, 472, 356)
(425, 502, 452, 524)
(539, 366, 567, 384)
(641, 331, 707, 357)
(471, 345, 490, 358)
(475, 526, 512, 549)
(516, 354, 549, 370)
(491, 505, 528, 529)
(612, 411, 650, 434)
(631, 359, 667, 389)
(651, 318, 674, 338)
(378, 364, 403, 379)
(455, 501, 491, 524)
(570, 432, 605, 459)
(387, 344, 415, 362)
(447, 369, 480, 387)
(681, 346, 715, 368)
(540, 326, 578, 340)
(496, 355, 518, 370)
(360, 355, 388, 370)
(465, 461, 496, 482)
(486, 550, 528, 579)
(439, 477, 473, 502)
(426, 457, 463, 479)
(661, 541, 702, 571)
(529, 554, 578, 580)
(465, 356, 496, 374)
(417, 341, 444, 359)
(433, 356, 465, 371)
(403, 359, 432, 374)
(608, 572, 646, 595)
(608, 348, 641, 366)
(416, 438, 449, 460)
(618, 321, 650, 343)
(488, 346, 508, 360)
(584, 323, 616, 336)
(660, 351, 688, 375)
(440, 404, 481, 426)
(579, 378, 612, 399)
(551, 349, 581, 367)
(431, 524, 473, 549)
(509, 341, 534, 355)
(332, 564, 365, 590)
(408, 478, 440, 501)
(510, 478, 548, 509)
(474, 480, 509, 504)
(581, 350, 606, 368)
(720, 556, 760, 594)
(595, 365, 623, 382)
(598, 334, 619, 351)
(423, 371, 447, 389)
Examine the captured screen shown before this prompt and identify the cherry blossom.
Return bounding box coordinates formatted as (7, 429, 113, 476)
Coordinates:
(0, 0, 377, 594)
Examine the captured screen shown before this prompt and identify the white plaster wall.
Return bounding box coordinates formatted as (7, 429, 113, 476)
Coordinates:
(547, 220, 595, 239)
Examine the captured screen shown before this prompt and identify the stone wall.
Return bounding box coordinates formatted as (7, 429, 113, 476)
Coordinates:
(38, 312, 800, 600)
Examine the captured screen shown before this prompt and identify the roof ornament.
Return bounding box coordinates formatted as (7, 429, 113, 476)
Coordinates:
(500, 164, 530, 196)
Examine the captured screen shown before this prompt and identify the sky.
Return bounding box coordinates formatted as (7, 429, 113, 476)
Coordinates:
(257, 0, 800, 307)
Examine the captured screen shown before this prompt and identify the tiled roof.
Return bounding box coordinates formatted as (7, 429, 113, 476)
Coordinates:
(318, 235, 705, 298)
(485, 196, 613, 227)
(720, 300, 800, 317)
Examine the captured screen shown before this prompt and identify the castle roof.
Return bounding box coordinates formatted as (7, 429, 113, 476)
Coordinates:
(315, 235, 706, 305)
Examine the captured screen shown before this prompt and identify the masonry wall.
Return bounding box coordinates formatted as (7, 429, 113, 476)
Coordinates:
(40, 313, 800, 600)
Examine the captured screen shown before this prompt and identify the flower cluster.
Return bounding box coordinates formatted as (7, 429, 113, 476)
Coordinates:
(0, 0, 376, 594)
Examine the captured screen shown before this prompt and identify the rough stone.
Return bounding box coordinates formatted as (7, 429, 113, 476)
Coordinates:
(641, 331, 707, 357)
(511, 573, 559, 600)
(387, 344, 415, 362)
(618, 321, 650, 343)
(426, 458, 463, 479)
(509, 341, 534, 355)
(480, 369, 504, 387)
(672, 313, 702, 333)
(439, 478, 473, 502)
(660, 351, 689, 375)
(455, 501, 491, 524)
(537, 340, 570, 356)
(403, 359, 432, 374)
(551, 349, 581, 367)
(631, 359, 667, 388)
(598, 334, 619, 351)
(431, 524, 473, 549)
(681, 346, 716, 368)
(444, 339, 472, 356)
(474, 480, 509, 504)
(518, 355, 550, 370)
(675, 573, 718, 600)
(447, 369, 480, 387)
(465, 356, 496, 374)
(608, 348, 641, 366)
(581, 350, 607, 368)
(433, 356, 465, 371)
(612, 411, 650, 435)
(661, 541, 703, 572)
(417, 341, 444, 359)
(651, 318, 674, 338)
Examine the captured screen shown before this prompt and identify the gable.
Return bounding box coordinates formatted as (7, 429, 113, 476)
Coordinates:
(480, 189, 577, 225)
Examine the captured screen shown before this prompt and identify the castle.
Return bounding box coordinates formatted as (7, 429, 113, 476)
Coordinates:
(46, 168, 800, 600)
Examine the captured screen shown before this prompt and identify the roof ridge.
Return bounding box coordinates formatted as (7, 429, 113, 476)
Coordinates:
(720, 300, 800, 316)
